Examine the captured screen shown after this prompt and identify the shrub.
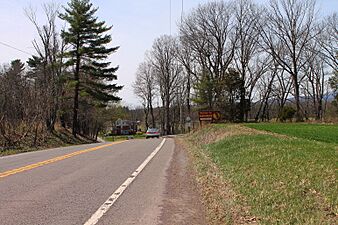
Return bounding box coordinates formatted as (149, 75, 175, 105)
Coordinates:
(279, 106, 296, 122)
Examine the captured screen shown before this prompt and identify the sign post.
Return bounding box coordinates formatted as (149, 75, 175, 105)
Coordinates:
(185, 116, 192, 133)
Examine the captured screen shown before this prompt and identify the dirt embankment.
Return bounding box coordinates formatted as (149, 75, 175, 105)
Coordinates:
(0, 128, 96, 157)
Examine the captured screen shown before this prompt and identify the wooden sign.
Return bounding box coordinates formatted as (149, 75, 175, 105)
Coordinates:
(199, 111, 221, 122)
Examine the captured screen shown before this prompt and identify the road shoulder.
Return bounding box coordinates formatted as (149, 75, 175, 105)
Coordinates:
(159, 139, 207, 225)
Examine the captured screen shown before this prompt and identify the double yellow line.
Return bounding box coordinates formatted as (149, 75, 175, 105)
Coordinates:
(0, 141, 126, 179)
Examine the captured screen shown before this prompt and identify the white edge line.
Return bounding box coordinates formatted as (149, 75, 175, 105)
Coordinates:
(83, 138, 167, 225)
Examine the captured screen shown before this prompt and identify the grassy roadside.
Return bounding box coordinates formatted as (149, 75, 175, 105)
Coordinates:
(0, 129, 95, 157)
(102, 134, 146, 142)
(179, 125, 256, 224)
(180, 124, 337, 224)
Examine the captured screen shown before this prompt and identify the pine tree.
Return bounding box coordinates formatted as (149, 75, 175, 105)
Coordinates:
(60, 0, 122, 136)
(330, 71, 338, 112)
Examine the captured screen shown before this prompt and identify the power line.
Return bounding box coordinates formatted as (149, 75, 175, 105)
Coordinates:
(0, 41, 32, 56)
(170, 0, 172, 35)
(181, 0, 184, 23)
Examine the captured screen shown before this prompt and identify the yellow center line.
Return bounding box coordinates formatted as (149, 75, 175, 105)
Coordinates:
(0, 141, 127, 179)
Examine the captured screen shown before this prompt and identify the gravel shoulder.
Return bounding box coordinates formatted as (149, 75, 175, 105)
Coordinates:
(159, 139, 207, 225)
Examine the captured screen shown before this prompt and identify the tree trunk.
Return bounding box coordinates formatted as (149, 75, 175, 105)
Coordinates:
(72, 48, 81, 137)
(239, 83, 246, 122)
(150, 102, 155, 128)
(294, 80, 303, 122)
(144, 102, 149, 130)
(186, 72, 191, 116)
(165, 94, 171, 135)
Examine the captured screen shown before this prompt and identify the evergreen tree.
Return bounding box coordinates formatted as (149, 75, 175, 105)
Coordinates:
(330, 71, 338, 113)
(60, 0, 122, 136)
(193, 69, 215, 110)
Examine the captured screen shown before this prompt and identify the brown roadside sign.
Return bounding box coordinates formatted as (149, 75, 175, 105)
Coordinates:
(199, 111, 221, 122)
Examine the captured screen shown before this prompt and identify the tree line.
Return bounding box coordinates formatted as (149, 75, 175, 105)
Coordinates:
(133, 0, 338, 135)
(0, 0, 121, 148)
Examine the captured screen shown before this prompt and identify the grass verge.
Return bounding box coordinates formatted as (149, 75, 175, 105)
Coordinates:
(0, 129, 95, 157)
(181, 124, 337, 224)
(102, 134, 146, 142)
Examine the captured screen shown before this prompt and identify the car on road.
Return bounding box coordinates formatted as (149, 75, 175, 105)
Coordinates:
(145, 128, 160, 139)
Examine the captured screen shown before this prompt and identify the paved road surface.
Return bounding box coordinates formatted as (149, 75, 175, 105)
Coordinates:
(0, 138, 176, 225)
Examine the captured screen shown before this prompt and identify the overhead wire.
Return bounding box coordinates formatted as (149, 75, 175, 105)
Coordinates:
(181, 0, 184, 23)
(0, 41, 32, 56)
(170, 0, 172, 35)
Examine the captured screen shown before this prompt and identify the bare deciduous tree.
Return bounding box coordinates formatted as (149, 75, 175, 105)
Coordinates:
(133, 60, 156, 129)
(150, 35, 182, 135)
(179, 1, 237, 110)
(232, 0, 264, 121)
(260, 0, 318, 121)
(25, 2, 65, 132)
(317, 13, 338, 71)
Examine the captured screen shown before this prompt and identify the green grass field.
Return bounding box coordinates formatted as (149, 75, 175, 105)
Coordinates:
(246, 123, 338, 144)
(184, 123, 337, 224)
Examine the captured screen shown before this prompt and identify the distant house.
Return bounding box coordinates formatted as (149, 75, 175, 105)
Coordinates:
(114, 119, 138, 135)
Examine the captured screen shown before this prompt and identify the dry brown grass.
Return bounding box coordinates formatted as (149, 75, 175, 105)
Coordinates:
(0, 127, 95, 157)
(189, 124, 289, 145)
(179, 124, 259, 224)
(182, 123, 337, 224)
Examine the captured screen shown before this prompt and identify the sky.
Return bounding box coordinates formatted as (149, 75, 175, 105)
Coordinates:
(0, 0, 337, 107)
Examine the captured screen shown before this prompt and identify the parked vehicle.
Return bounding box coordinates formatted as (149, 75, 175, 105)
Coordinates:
(145, 128, 160, 139)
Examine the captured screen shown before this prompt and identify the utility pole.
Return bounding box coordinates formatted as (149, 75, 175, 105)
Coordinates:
(169, 0, 172, 35)
(181, 0, 184, 23)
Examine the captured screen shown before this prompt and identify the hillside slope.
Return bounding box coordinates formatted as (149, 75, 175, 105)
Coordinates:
(180, 124, 337, 224)
(0, 128, 96, 157)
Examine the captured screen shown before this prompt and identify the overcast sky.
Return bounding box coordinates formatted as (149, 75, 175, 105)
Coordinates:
(1, 0, 337, 107)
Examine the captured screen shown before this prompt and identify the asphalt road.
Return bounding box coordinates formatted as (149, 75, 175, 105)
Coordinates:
(0, 138, 175, 225)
